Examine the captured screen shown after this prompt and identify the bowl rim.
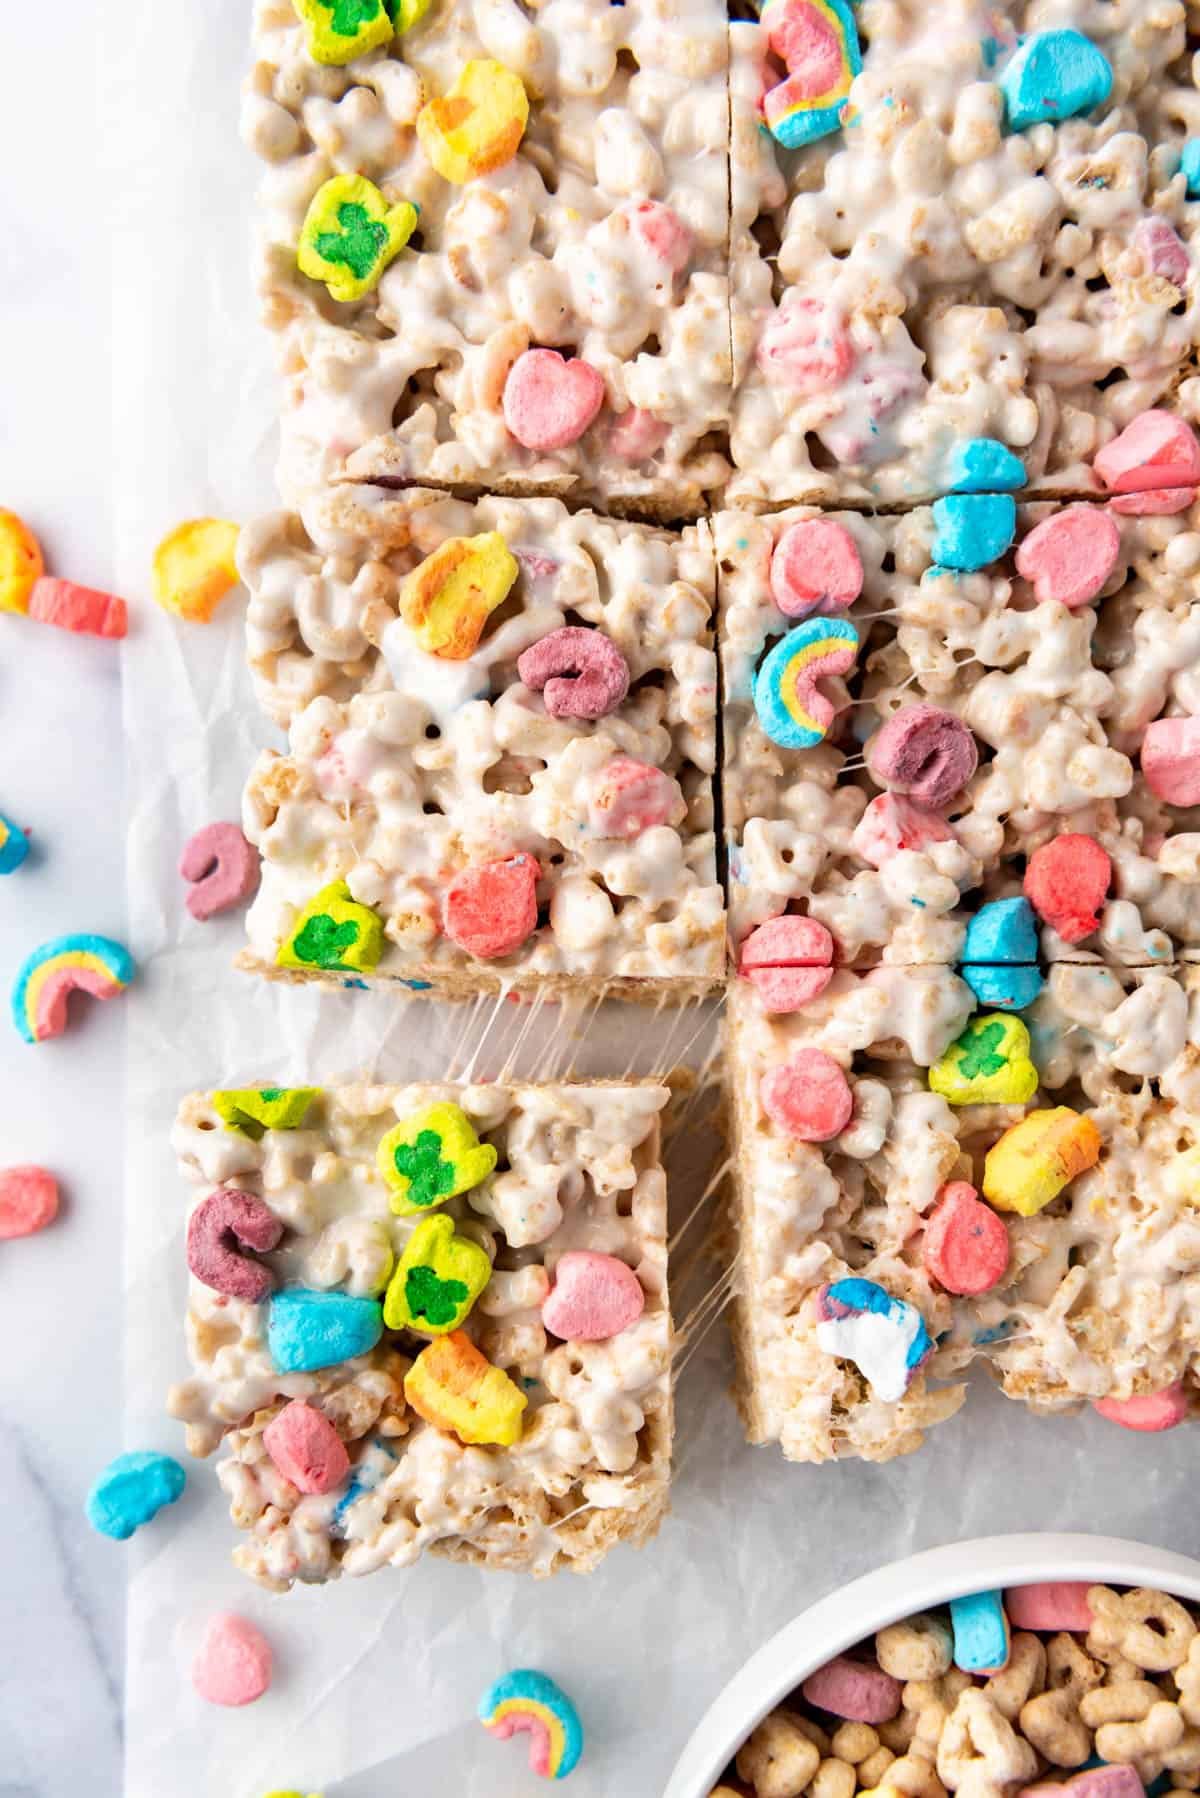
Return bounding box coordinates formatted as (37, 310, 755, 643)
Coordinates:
(664, 1532, 1200, 1798)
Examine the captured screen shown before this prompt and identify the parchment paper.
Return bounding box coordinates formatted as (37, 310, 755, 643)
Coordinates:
(109, 7, 1200, 1795)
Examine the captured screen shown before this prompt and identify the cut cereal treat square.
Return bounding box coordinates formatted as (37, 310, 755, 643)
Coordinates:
(727, 2, 1200, 510)
(168, 1078, 672, 1586)
(243, 0, 732, 516)
(237, 484, 724, 997)
(723, 969, 978, 1466)
(717, 487, 1200, 977)
(723, 959, 1197, 1462)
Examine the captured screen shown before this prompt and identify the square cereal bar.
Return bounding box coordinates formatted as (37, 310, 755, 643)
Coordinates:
(724, 962, 1198, 1462)
(238, 485, 723, 997)
(168, 1078, 672, 1586)
(728, 2, 1200, 510)
(717, 492, 1200, 973)
(243, 0, 732, 516)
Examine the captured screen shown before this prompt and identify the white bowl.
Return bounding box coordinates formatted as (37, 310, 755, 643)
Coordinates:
(665, 1533, 1200, 1798)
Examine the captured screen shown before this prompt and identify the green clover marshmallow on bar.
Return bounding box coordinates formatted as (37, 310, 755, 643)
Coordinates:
(297, 174, 419, 303)
(276, 879, 385, 975)
(376, 1102, 498, 1217)
(383, 1214, 492, 1336)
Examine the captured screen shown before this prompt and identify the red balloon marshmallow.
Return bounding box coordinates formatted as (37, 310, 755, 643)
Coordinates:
(922, 1181, 1009, 1297)
(1023, 834, 1112, 944)
(760, 1048, 854, 1141)
(443, 853, 540, 959)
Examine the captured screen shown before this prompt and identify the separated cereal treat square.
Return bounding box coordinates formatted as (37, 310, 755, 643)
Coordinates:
(237, 485, 723, 997)
(723, 960, 1198, 1463)
(242, 0, 732, 516)
(727, 1, 1200, 511)
(168, 1079, 672, 1586)
(717, 481, 1200, 980)
(721, 1581, 1200, 1798)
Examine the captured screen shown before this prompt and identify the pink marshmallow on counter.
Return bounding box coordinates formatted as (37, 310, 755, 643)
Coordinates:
(1004, 1582, 1094, 1632)
(1140, 716, 1200, 806)
(770, 517, 864, 619)
(262, 1401, 350, 1496)
(541, 1251, 645, 1342)
(502, 349, 605, 451)
(609, 407, 670, 462)
(760, 1048, 854, 1142)
(628, 200, 692, 272)
(191, 1613, 273, 1707)
(738, 914, 835, 1012)
(1135, 216, 1190, 287)
(801, 1655, 903, 1725)
(1093, 410, 1200, 495)
(851, 793, 957, 869)
(179, 822, 260, 921)
(1093, 1381, 1188, 1432)
(1014, 505, 1120, 610)
(1109, 486, 1196, 516)
(0, 1165, 59, 1239)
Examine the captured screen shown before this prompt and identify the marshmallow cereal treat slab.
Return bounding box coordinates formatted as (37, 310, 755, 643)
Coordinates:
(168, 1079, 672, 1587)
(727, 1, 1200, 510)
(717, 488, 1200, 975)
(724, 960, 1199, 1462)
(243, 0, 732, 517)
(238, 485, 723, 998)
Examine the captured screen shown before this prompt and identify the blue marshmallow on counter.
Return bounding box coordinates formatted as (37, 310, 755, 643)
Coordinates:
(86, 1450, 186, 1541)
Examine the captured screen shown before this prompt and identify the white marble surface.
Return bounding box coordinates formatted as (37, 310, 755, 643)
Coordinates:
(0, 5, 125, 1790)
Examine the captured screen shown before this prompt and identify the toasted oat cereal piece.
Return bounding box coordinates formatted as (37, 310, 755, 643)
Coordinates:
(168, 1079, 672, 1585)
(728, 3, 1200, 509)
(237, 486, 722, 1000)
(243, 0, 732, 517)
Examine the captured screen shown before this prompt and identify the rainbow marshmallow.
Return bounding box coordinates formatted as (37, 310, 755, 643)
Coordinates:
(754, 615, 860, 749)
(762, 0, 863, 150)
(478, 1669, 583, 1781)
(11, 933, 136, 1044)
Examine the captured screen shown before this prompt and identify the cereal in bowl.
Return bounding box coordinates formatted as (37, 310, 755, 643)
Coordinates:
(168, 1078, 672, 1587)
(715, 1582, 1200, 1798)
